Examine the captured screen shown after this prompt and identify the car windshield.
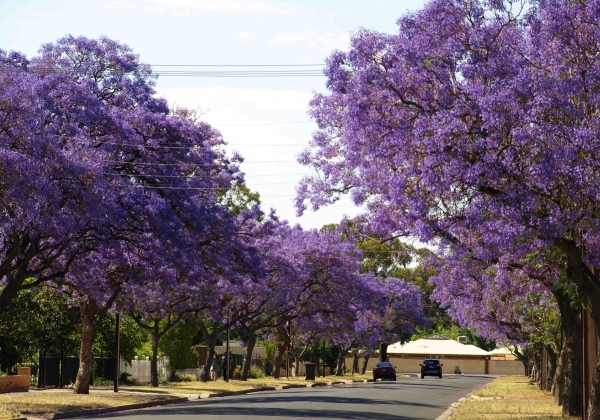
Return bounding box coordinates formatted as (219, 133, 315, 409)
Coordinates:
(376, 362, 393, 367)
(424, 360, 439, 366)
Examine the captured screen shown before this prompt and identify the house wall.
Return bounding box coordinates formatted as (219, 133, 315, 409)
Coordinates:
(345, 356, 523, 375)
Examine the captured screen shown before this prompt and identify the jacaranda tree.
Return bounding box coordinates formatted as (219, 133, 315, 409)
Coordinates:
(0, 35, 247, 393)
(296, 0, 600, 416)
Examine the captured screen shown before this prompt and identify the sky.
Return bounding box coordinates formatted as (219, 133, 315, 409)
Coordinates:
(0, 0, 428, 230)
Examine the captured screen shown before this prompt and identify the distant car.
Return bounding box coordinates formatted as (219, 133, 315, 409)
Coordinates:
(373, 362, 397, 381)
(420, 358, 443, 378)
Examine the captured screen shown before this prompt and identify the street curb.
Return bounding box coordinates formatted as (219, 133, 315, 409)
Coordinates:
(24, 378, 372, 419)
(434, 379, 495, 420)
(27, 397, 189, 419)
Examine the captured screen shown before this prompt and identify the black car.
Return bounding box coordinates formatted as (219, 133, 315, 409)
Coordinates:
(420, 358, 443, 378)
(373, 362, 397, 381)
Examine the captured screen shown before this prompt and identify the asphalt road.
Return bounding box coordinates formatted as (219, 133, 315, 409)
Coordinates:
(84, 376, 494, 420)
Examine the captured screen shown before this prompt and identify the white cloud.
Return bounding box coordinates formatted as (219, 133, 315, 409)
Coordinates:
(268, 30, 349, 52)
(153, 85, 361, 229)
(236, 31, 255, 43)
(103, 1, 126, 9)
(141, 0, 297, 15)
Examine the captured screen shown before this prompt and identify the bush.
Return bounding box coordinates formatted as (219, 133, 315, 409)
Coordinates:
(232, 365, 242, 379)
(248, 365, 265, 379)
(92, 377, 113, 386)
(30, 375, 37, 386)
(160, 321, 199, 378)
(120, 371, 133, 384)
(170, 373, 197, 382)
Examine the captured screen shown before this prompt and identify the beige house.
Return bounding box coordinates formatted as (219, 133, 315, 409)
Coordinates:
(349, 335, 523, 375)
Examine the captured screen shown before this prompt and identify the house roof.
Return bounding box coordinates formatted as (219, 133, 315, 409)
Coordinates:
(387, 336, 492, 357)
(490, 347, 514, 356)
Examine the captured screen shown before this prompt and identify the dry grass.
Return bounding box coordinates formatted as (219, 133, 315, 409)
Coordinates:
(0, 390, 179, 419)
(121, 373, 372, 395)
(452, 376, 579, 420)
(0, 373, 376, 418)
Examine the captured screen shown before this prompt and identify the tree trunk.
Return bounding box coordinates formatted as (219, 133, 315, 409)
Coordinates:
(335, 345, 346, 376)
(553, 341, 563, 404)
(361, 354, 370, 374)
(585, 295, 600, 420)
(531, 345, 540, 383)
(379, 343, 388, 362)
(150, 323, 160, 387)
(294, 354, 300, 377)
(352, 351, 360, 375)
(201, 336, 217, 382)
(240, 333, 256, 381)
(273, 341, 285, 379)
(74, 300, 98, 394)
(554, 287, 582, 417)
(547, 345, 557, 392)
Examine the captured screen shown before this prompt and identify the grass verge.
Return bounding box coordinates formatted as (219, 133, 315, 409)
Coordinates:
(452, 376, 579, 420)
(0, 373, 372, 418)
(121, 373, 372, 395)
(0, 391, 179, 419)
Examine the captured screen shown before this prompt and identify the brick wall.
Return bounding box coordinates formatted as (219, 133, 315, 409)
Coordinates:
(0, 367, 30, 393)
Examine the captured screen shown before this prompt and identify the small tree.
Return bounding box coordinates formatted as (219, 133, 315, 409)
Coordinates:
(160, 321, 200, 380)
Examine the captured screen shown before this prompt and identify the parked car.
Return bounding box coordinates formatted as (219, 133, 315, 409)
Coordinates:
(373, 362, 397, 381)
(420, 358, 443, 378)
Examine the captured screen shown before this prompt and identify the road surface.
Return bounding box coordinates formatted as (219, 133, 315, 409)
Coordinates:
(84, 376, 493, 420)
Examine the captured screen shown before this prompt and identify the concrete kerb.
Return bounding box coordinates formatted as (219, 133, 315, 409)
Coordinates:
(434, 379, 495, 420)
(23, 379, 372, 419)
(28, 397, 189, 420)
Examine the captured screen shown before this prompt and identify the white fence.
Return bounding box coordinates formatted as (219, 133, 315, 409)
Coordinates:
(121, 357, 168, 384)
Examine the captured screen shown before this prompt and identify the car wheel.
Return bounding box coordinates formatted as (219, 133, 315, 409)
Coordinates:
(421, 373, 424, 379)
(393, 377, 397, 381)
(439, 374, 442, 379)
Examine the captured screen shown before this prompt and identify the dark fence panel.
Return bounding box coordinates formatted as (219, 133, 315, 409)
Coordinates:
(43, 354, 60, 387)
(94, 357, 115, 382)
(61, 356, 79, 386)
(37, 354, 116, 387)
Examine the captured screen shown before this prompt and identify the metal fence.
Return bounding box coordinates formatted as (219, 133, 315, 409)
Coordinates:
(35, 353, 116, 388)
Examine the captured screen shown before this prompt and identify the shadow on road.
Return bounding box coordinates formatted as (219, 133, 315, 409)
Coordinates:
(100, 404, 430, 420)
(194, 393, 440, 409)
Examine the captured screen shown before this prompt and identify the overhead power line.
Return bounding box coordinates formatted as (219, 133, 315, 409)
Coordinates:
(150, 64, 325, 67)
(153, 70, 323, 78)
(0, 64, 326, 78)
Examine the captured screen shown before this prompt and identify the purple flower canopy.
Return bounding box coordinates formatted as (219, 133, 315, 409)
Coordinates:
(297, 0, 600, 345)
(0, 35, 429, 359)
(0, 35, 251, 312)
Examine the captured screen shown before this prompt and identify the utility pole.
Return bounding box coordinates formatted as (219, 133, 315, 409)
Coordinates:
(114, 314, 120, 393)
(225, 309, 230, 382)
(286, 321, 290, 379)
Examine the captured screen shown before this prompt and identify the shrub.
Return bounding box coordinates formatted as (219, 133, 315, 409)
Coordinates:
(92, 377, 113, 386)
(248, 365, 265, 379)
(232, 365, 242, 379)
(120, 371, 133, 384)
(170, 373, 197, 382)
